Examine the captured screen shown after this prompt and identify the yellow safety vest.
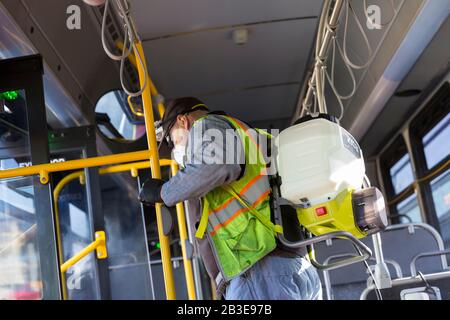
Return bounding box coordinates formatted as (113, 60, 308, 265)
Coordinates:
(195, 115, 283, 280)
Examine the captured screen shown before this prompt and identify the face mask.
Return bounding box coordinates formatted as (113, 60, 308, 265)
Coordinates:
(172, 144, 186, 167)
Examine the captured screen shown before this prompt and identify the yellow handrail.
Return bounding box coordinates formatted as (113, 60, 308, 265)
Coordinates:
(98, 159, 173, 177)
(53, 158, 196, 299)
(170, 162, 197, 300)
(60, 231, 107, 273)
(0, 151, 186, 300)
(134, 40, 176, 300)
(0, 44, 175, 299)
(0, 150, 151, 184)
(47, 158, 170, 299)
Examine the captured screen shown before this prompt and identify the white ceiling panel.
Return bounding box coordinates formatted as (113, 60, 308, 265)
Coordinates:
(143, 18, 317, 98)
(130, 0, 323, 39)
(199, 84, 300, 124)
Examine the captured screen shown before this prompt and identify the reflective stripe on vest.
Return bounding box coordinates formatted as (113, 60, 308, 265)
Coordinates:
(195, 115, 282, 239)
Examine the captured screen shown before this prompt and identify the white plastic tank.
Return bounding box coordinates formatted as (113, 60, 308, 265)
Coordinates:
(275, 116, 365, 206)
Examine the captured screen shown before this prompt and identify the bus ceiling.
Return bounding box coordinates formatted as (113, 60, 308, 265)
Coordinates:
(0, 0, 449, 157)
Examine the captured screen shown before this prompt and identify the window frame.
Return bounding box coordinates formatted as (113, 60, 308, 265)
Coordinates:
(380, 136, 419, 225)
(378, 81, 450, 231)
(408, 82, 450, 231)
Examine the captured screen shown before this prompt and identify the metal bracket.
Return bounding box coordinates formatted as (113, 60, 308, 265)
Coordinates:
(60, 230, 108, 273)
(40, 170, 49, 184)
(95, 231, 108, 259)
(130, 167, 139, 178)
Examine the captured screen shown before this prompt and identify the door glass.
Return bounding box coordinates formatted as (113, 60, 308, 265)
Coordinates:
(55, 170, 98, 300)
(100, 173, 154, 299)
(0, 89, 44, 299)
(48, 148, 99, 300)
(0, 176, 42, 300)
(430, 169, 450, 248)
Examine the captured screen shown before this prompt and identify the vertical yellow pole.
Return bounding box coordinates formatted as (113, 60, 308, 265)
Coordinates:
(135, 41, 176, 300)
(170, 162, 197, 300)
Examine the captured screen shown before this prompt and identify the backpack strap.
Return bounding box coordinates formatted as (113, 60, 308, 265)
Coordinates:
(195, 198, 210, 239)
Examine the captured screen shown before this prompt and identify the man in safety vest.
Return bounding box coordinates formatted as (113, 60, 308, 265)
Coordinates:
(139, 97, 322, 300)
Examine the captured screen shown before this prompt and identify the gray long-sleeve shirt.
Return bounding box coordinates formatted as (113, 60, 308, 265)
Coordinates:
(160, 114, 304, 293)
(161, 114, 244, 207)
(160, 114, 245, 290)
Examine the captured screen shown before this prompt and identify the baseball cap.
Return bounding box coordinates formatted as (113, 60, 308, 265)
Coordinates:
(155, 97, 209, 149)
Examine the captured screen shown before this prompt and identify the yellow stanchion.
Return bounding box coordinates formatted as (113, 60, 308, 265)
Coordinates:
(134, 40, 176, 300)
(170, 162, 197, 300)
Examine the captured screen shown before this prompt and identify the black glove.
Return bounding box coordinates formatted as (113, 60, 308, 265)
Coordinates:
(138, 178, 165, 206)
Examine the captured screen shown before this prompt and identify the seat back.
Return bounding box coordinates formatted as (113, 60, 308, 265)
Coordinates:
(313, 223, 448, 299)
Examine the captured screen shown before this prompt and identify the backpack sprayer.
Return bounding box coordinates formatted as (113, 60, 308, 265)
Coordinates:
(266, 0, 392, 275)
(271, 114, 388, 271)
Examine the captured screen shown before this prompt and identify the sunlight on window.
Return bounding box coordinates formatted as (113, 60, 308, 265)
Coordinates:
(390, 154, 415, 194)
(396, 193, 422, 224)
(423, 113, 450, 169)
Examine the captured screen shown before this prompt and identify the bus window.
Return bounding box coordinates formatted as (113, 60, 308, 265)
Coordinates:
(430, 169, 450, 248)
(396, 193, 422, 224)
(381, 136, 421, 225)
(422, 112, 450, 247)
(422, 113, 450, 169)
(389, 153, 415, 195)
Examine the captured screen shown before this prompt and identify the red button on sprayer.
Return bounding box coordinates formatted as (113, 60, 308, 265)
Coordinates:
(315, 206, 327, 216)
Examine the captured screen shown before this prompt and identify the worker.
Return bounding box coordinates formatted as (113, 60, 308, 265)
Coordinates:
(138, 97, 322, 300)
